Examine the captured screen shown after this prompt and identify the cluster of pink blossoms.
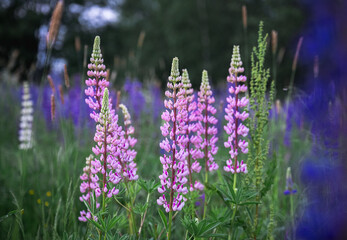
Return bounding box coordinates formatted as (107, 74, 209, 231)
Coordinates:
(195, 70, 219, 174)
(85, 36, 109, 122)
(79, 36, 138, 222)
(157, 58, 221, 212)
(118, 104, 138, 181)
(158, 58, 189, 212)
(223, 46, 249, 174)
(181, 69, 203, 192)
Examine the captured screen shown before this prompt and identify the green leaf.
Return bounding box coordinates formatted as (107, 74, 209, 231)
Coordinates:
(0, 209, 21, 223)
(87, 217, 104, 231)
(107, 215, 122, 231)
(158, 208, 167, 230)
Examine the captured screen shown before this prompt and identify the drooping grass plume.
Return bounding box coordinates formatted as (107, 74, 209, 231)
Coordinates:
(47, 0, 64, 49)
(64, 64, 70, 88)
(50, 93, 56, 121)
(58, 85, 64, 104)
(47, 75, 56, 93)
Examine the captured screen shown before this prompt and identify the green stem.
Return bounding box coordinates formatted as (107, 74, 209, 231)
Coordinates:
(233, 174, 237, 191)
(138, 192, 151, 238)
(203, 98, 209, 220)
(203, 171, 208, 220)
(290, 194, 295, 239)
(228, 205, 238, 240)
(167, 210, 173, 240)
(125, 182, 135, 235)
(228, 175, 238, 240)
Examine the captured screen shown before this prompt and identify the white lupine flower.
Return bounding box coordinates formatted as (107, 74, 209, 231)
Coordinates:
(19, 81, 34, 150)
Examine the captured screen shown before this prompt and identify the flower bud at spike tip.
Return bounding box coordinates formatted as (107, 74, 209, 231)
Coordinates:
(182, 69, 191, 89)
(101, 88, 109, 122)
(170, 57, 180, 81)
(200, 70, 211, 95)
(92, 36, 101, 60)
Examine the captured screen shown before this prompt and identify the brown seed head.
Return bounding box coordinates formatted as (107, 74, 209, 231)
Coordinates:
(314, 55, 319, 78)
(47, 0, 64, 49)
(137, 31, 146, 48)
(64, 64, 70, 88)
(47, 75, 55, 93)
(271, 30, 278, 55)
(116, 90, 121, 111)
(74, 36, 81, 52)
(242, 5, 247, 30)
(51, 94, 56, 121)
(292, 37, 303, 71)
(58, 85, 64, 104)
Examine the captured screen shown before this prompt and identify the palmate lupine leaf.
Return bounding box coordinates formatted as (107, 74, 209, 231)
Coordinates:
(181, 217, 227, 238)
(138, 179, 160, 194)
(158, 208, 168, 230)
(216, 178, 259, 206)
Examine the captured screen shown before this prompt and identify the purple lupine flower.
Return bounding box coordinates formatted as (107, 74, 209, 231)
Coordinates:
(118, 103, 138, 181)
(79, 37, 124, 222)
(195, 70, 219, 174)
(157, 57, 189, 213)
(181, 69, 203, 192)
(123, 78, 145, 120)
(19, 81, 34, 150)
(223, 46, 249, 174)
(151, 82, 163, 122)
(79, 88, 122, 221)
(284, 167, 297, 195)
(85, 36, 109, 122)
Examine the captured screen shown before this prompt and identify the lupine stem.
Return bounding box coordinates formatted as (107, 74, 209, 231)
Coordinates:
(203, 97, 209, 220)
(290, 194, 295, 240)
(167, 210, 173, 240)
(229, 174, 237, 240)
(125, 181, 135, 235)
(186, 99, 193, 187)
(102, 118, 108, 214)
(167, 86, 177, 239)
(138, 192, 150, 238)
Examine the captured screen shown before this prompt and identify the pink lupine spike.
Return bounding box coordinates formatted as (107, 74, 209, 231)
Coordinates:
(223, 46, 249, 174)
(157, 57, 189, 212)
(85, 36, 111, 121)
(118, 104, 138, 181)
(180, 69, 203, 192)
(79, 38, 125, 222)
(196, 70, 219, 175)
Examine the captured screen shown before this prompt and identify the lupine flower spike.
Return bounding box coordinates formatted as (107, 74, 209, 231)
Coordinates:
(181, 69, 203, 192)
(197, 70, 219, 177)
(78, 154, 93, 222)
(118, 104, 138, 181)
(158, 57, 189, 213)
(79, 88, 121, 222)
(224, 46, 249, 174)
(19, 81, 34, 150)
(85, 36, 109, 122)
(284, 167, 297, 195)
